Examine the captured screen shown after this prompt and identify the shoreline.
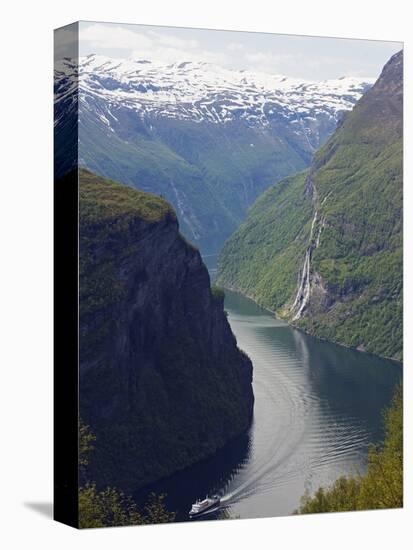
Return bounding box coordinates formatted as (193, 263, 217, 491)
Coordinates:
(221, 284, 403, 366)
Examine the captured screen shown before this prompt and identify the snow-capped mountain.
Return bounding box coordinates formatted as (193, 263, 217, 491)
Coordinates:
(55, 54, 374, 253)
(56, 54, 372, 129)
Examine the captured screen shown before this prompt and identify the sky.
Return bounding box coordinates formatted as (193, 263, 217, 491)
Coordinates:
(59, 21, 402, 81)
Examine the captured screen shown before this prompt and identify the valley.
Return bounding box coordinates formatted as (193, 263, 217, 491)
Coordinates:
(55, 54, 373, 253)
(217, 51, 403, 360)
(54, 39, 404, 524)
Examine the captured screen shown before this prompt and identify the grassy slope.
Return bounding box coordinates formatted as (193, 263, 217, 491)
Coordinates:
(79, 111, 309, 254)
(151, 118, 309, 218)
(217, 51, 403, 360)
(216, 170, 314, 310)
(80, 120, 231, 254)
(79, 168, 176, 320)
(79, 168, 175, 225)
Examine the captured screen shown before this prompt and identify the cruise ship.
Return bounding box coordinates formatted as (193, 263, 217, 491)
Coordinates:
(189, 495, 221, 517)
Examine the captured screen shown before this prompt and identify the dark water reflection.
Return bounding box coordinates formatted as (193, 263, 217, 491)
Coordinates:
(134, 285, 402, 522)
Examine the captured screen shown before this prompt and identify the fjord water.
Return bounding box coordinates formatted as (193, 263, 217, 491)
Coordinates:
(135, 285, 401, 521)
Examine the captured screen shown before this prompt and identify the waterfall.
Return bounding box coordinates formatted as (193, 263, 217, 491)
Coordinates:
(169, 179, 201, 240)
(290, 206, 325, 321)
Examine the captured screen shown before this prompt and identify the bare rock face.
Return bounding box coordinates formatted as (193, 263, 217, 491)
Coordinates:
(78, 170, 254, 491)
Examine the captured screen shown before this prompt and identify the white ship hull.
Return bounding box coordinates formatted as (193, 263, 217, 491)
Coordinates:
(189, 496, 221, 516)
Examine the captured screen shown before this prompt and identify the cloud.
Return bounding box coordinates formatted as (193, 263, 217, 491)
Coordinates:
(228, 42, 244, 52)
(80, 23, 152, 51)
(244, 51, 299, 74)
(80, 23, 228, 66)
(79, 23, 298, 72)
(78, 22, 399, 79)
(146, 30, 199, 50)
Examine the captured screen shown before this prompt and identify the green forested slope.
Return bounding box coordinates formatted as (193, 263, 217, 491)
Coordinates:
(297, 385, 402, 514)
(216, 170, 313, 310)
(217, 51, 403, 360)
(79, 114, 308, 254)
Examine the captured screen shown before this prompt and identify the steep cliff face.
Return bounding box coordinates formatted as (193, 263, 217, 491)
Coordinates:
(217, 51, 403, 361)
(78, 169, 253, 491)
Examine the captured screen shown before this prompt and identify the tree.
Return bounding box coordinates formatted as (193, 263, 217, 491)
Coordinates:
(78, 419, 175, 527)
(357, 384, 403, 510)
(79, 484, 143, 528)
(142, 493, 176, 524)
(79, 419, 96, 466)
(297, 384, 403, 514)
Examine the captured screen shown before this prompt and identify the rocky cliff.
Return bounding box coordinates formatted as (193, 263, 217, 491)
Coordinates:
(217, 51, 403, 361)
(78, 169, 254, 491)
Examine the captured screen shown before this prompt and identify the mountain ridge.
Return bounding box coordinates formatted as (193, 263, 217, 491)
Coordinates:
(217, 50, 403, 361)
(55, 54, 373, 253)
(56, 54, 373, 128)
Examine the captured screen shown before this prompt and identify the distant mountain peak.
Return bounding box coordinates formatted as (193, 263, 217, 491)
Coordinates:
(55, 54, 374, 128)
(54, 53, 376, 254)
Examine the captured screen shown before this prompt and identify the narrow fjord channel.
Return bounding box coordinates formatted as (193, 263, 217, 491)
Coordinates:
(135, 260, 402, 522)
